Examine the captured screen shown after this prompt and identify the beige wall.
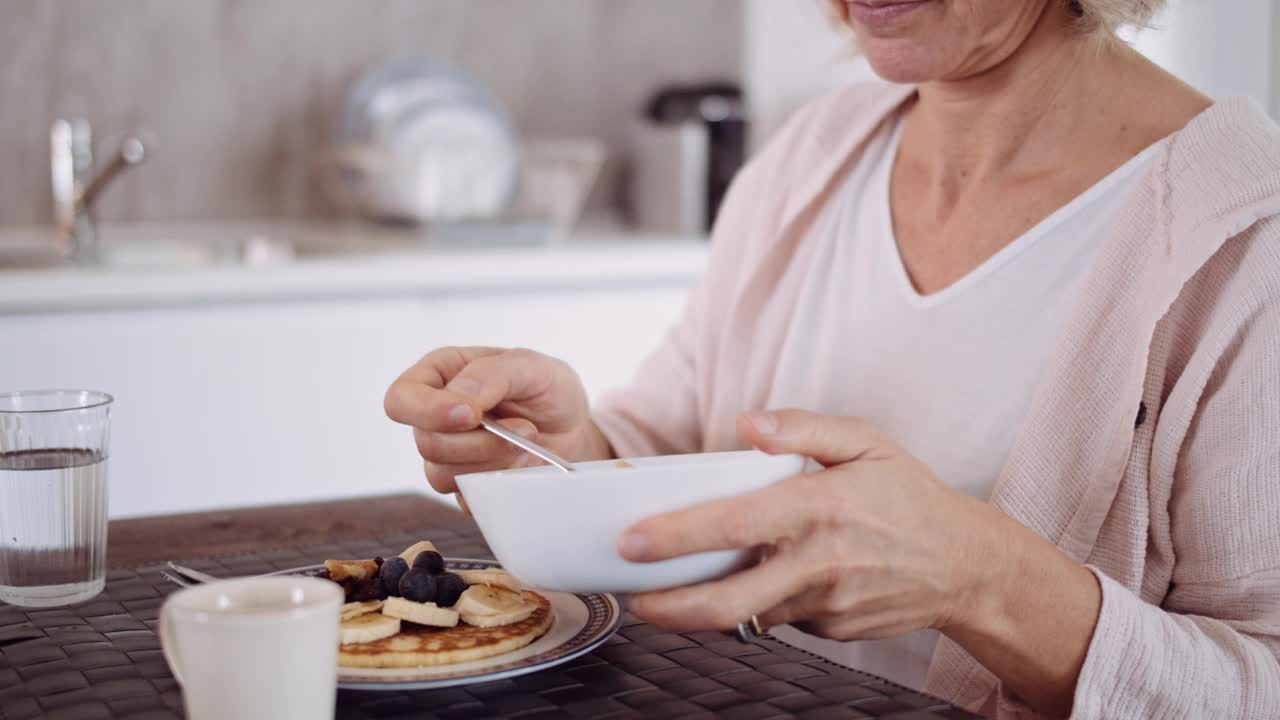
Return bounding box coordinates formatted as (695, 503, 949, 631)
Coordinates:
(0, 0, 740, 227)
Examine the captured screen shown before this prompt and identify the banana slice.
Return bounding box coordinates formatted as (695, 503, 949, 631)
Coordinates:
(456, 584, 525, 616)
(382, 596, 460, 627)
(456, 585, 535, 627)
(398, 540, 438, 564)
(458, 568, 522, 592)
(339, 612, 400, 645)
(461, 605, 535, 628)
(340, 600, 384, 621)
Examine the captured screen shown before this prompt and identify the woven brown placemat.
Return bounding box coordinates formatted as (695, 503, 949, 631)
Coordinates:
(1, 526, 977, 719)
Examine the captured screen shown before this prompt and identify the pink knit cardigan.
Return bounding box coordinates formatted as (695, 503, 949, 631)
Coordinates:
(593, 81, 1280, 718)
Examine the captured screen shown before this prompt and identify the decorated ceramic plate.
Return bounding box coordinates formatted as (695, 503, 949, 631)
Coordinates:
(273, 558, 623, 691)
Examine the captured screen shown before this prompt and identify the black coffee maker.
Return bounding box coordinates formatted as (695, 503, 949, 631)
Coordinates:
(643, 83, 747, 234)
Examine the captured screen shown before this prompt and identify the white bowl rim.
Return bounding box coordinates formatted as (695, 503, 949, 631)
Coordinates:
(457, 449, 805, 485)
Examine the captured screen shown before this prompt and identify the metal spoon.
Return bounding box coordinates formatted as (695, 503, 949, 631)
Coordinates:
(479, 417, 577, 473)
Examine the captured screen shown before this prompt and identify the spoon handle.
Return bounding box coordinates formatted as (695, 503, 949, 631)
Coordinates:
(479, 418, 577, 473)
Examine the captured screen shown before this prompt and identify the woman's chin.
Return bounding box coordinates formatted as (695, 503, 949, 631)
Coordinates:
(859, 40, 949, 84)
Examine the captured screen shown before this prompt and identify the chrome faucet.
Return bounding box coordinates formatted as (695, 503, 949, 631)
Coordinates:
(51, 119, 146, 262)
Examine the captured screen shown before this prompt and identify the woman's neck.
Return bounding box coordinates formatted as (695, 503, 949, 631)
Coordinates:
(901, 9, 1205, 189)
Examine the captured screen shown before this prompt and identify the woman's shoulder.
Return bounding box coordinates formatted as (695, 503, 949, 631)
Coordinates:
(1125, 97, 1280, 349)
(1163, 97, 1280, 239)
(1158, 97, 1280, 336)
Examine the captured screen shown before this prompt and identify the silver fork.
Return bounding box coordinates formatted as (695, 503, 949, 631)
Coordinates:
(161, 561, 321, 588)
(159, 569, 195, 588)
(161, 561, 246, 588)
(165, 562, 221, 584)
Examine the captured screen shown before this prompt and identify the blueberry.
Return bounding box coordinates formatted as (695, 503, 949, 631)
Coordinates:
(434, 572, 467, 607)
(413, 550, 445, 574)
(399, 568, 437, 603)
(378, 557, 409, 597)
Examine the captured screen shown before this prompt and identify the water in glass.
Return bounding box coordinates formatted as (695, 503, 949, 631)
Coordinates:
(0, 390, 112, 607)
(0, 448, 109, 606)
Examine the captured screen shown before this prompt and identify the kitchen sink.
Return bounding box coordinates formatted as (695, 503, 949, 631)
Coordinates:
(0, 220, 552, 272)
(0, 222, 398, 270)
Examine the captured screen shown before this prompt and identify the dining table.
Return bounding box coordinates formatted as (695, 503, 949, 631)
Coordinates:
(0, 493, 978, 719)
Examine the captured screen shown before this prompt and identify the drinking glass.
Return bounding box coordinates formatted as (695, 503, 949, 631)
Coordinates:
(0, 390, 112, 607)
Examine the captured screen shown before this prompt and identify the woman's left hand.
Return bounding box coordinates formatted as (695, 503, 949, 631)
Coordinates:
(620, 408, 1001, 639)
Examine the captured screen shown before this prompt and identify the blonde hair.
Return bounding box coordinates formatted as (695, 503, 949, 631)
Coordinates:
(1067, 0, 1165, 34)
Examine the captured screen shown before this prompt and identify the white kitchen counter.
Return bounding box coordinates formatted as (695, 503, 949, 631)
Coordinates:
(0, 221, 709, 314)
(1, 220, 709, 517)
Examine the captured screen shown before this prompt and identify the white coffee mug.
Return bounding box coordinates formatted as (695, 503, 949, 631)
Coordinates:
(159, 576, 344, 720)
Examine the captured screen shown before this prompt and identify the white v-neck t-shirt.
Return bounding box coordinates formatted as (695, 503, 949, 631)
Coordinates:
(766, 116, 1164, 691)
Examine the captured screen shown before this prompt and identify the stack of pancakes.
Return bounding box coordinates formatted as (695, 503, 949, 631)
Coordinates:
(338, 591, 553, 667)
(325, 541, 554, 668)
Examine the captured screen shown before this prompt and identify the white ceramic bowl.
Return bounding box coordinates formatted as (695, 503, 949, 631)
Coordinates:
(456, 450, 805, 593)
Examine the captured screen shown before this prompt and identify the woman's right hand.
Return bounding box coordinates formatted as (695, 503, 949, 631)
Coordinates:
(384, 347, 612, 497)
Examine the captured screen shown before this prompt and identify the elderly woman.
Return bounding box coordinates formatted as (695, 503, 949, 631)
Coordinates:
(385, 0, 1280, 716)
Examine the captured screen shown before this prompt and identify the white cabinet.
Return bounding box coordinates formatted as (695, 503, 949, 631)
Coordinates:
(1, 245, 701, 518)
